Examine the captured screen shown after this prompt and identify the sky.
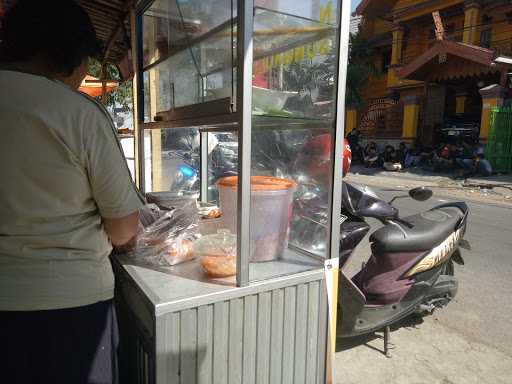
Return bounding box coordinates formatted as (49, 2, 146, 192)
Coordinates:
(352, 0, 361, 12)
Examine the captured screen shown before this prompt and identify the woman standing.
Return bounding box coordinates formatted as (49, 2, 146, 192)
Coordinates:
(0, 1, 143, 383)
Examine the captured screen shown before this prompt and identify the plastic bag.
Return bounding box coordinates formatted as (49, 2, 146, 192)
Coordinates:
(127, 200, 199, 266)
(194, 229, 237, 278)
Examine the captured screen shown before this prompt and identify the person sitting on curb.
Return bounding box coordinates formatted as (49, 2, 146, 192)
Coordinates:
(364, 141, 380, 168)
(455, 139, 493, 179)
(397, 142, 409, 167)
(346, 128, 364, 164)
(433, 142, 457, 172)
(404, 142, 421, 168)
(383, 145, 402, 171)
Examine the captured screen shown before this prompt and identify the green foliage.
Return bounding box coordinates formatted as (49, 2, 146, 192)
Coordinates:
(280, 31, 379, 108)
(282, 59, 331, 96)
(87, 58, 132, 110)
(346, 32, 380, 107)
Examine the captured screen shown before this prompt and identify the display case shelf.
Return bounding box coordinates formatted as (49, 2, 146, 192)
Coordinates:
(142, 115, 332, 132)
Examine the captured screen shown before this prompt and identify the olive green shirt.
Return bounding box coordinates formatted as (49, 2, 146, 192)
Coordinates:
(0, 70, 143, 311)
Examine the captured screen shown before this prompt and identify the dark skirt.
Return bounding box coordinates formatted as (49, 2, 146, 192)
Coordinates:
(0, 299, 119, 384)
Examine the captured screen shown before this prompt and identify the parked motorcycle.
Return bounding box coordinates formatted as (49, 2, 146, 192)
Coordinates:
(337, 182, 469, 356)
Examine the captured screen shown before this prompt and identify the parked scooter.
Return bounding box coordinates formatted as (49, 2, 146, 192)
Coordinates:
(337, 182, 469, 356)
(284, 134, 470, 356)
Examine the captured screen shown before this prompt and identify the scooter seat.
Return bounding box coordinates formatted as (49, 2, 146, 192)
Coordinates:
(369, 206, 464, 253)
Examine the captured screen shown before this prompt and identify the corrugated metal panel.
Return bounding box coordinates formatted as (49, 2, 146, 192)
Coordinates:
(121, 279, 327, 384)
(228, 299, 244, 384)
(282, 286, 297, 384)
(256, 291, 272, 384)
(270, 289, 285, 384)
(306, 281, 321, 383)
(242, 295, 258, 384)
(79, 0, 131, 63)
(197, 306, 214, 384)
(213, 301, 229, 384)
(316, 283, 328, 384)
(180, 309, 198, 383)
(294, 284, 309, 384)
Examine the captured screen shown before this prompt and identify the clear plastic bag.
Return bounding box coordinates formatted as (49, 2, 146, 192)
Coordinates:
(127, 201, 199, 266)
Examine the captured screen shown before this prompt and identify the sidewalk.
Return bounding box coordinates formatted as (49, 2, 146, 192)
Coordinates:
(346, 165, 512, 207)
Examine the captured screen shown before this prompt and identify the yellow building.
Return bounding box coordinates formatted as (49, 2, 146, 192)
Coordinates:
(349, 0, 512, 146)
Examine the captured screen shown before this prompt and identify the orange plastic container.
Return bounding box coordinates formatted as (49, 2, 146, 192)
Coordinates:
(217, 176, 297, 262)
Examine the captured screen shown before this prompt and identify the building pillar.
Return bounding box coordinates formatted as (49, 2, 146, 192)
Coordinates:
(402, 95, 422, 141)
(479, 84, 506, 141)
(463, 1, 481, 45)
(345, 106, 358, 135)
(388, 24, 405, 88)
(455, 92, 468, 114)
(391, 24, 405, 66)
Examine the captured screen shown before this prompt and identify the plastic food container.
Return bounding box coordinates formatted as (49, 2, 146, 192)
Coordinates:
(218, 176, 297, 262)
(194, 230, 237, 278)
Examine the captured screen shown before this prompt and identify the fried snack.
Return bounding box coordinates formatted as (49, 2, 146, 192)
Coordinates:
(164, 239, 194, 265)
(206, 208, 222, 219)
(200, 255, 236, 278)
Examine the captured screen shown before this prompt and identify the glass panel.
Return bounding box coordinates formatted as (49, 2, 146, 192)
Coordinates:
(252, 7, 338, 119)
(142, 0, 236, 121)
(255, 0, 338, 25)
(144, 22, 236, 121)
(143, 0, 237, 67)
(244, 0, 340, 282)
(207, 132, 239, 203)
(143, 127, 200, 195)
(245, 126, 332, 282)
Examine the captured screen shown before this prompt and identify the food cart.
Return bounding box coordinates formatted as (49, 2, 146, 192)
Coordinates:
(108, 0, 351, 383)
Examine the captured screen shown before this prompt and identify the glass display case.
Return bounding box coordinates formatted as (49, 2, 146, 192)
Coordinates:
(114, 1, 350, 382)
(138, 0, 345, 285)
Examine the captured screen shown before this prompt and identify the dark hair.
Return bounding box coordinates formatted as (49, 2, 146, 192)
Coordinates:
(0, 0, 101, 75)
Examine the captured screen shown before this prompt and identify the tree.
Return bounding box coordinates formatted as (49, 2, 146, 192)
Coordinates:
(345, 31, 380, 107)
(87, 58, 132, 111)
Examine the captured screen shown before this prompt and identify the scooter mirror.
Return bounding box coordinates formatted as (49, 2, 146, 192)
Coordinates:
(409, 187, 433, 201)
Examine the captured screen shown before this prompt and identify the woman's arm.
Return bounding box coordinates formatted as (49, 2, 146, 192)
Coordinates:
(103, 211, 140, 247)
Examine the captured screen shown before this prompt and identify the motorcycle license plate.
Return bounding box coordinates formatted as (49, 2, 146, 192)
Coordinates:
(448, 130, 457, 136)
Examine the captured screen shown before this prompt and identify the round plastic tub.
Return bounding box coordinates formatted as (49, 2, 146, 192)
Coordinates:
(218, 176, 297, 262)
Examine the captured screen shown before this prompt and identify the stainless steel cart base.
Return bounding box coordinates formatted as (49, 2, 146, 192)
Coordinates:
(114, 256, 329, 384)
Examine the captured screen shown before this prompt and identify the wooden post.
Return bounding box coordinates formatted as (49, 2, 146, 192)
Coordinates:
(130, 7, 141, 188)
(146, 13, 162, 192)
(463, 1, 481, 45)
(432, 11, 445, 40)
(101, 63, 108, 105)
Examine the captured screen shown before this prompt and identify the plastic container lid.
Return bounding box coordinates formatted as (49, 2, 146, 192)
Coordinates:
(217, 176, 297, 191)
(193, 229, 237, 258)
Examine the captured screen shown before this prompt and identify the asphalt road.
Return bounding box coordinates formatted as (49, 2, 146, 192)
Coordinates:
(336, 184, 512, 384)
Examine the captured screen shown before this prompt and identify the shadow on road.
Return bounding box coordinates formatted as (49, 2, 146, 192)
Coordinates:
(336, 314, 425, 356)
